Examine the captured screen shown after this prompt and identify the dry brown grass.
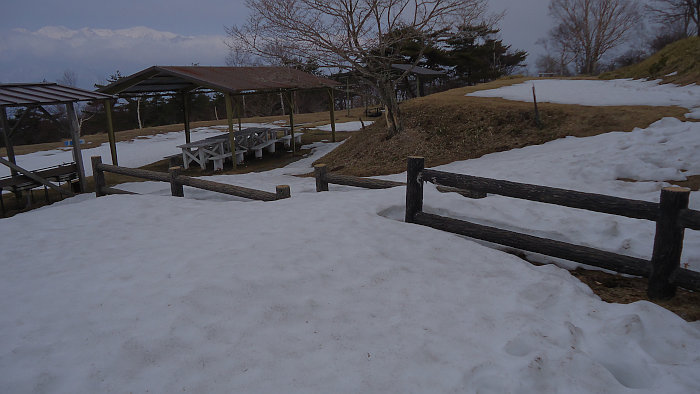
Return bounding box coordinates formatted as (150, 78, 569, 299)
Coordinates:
(570, 268, 700, 322)
(316, 77, 688, 176)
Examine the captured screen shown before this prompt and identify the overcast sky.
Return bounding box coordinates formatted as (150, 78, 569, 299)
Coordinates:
(0, 0, 553, 89)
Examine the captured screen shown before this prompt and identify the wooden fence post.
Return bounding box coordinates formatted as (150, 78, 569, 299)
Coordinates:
(276, 185, 291, 200)
(314, 164, 329, 192)
(405, 156, 424, 223)
(91, 156, 106, 197)
(169, 167, 184, 197)
(648, 186, 690, 300)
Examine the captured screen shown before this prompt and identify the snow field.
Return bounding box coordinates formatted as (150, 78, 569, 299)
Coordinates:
(2, 185, 699, 393)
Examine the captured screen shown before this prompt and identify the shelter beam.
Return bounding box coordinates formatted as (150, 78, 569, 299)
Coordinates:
(0, 107, 18, 177)
(327, 88, 336, 143)
(65, 103, 87, 192)
(183, 92, 192, 144)
(287, 91, 295, 154)
(104, 100, 118, 165)
(225, 92, 237, 169)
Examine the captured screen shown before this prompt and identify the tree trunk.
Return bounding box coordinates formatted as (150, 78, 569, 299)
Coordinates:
(137, 98, 143, 129)
(377, 80, 402, 137)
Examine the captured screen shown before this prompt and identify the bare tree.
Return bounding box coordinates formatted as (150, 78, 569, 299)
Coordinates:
(546, 0, 642, 75)
(227, 0, 492, 136)
(57, 70, 95, 136)
(647, 0, 700, 36)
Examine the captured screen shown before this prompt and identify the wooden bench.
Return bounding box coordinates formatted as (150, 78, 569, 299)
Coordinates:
(278, 133, 303, 148)
(250, 140, 277, 159)
(208, 149, 247, 171)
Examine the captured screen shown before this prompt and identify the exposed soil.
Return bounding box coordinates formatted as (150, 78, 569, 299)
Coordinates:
(570, 268, 700, 322)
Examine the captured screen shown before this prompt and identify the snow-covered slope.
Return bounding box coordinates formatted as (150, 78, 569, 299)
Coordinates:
(467, 78, 700, 118)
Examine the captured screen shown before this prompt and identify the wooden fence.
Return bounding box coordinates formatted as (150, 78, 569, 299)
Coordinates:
(313, 164, 404, 191)
(312, 164, 485, 198)
(91, 156, 290, 202)
(404, 156, 700, 300)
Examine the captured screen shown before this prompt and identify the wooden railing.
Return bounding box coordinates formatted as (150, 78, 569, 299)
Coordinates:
(313, 164, 405, 191)
(404, 156, 700, 300)
(91, 156, 290, 202)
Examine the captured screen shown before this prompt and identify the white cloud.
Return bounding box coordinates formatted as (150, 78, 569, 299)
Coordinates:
(0, 26, 229, 88)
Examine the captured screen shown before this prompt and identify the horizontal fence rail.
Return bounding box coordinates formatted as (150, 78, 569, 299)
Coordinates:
(413, 212, 652, 277)
(91, 156, 289, 202)
(421, 169, 660, 221)
(312, 163, 485, 199)
(314, 163, 404, 192)
(405, 156, 700, 300)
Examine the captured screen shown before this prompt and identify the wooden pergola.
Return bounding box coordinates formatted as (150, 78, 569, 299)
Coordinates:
(0, 83, 116, 197)
(99, 66, 340, 169)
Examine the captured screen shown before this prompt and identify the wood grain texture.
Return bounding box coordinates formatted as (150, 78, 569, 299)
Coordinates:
(422, 169, 659, 221)
(414, 211, 652, 277)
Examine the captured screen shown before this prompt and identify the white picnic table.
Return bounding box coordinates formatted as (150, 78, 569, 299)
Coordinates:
(177, 127, 301, 170)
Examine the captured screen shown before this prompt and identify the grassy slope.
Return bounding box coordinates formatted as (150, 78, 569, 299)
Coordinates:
(600, 36, 700, 85)
(315, 77, 688, 176)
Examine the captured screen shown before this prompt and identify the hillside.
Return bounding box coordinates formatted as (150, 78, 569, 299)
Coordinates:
(600, 36, 700, 85)
(315, 78, 688, 176)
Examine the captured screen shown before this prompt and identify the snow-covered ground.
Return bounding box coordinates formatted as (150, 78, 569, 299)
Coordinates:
(2, 80, 700, 392)
(0, 121, 363, 178)
(467, 78, 700, 119)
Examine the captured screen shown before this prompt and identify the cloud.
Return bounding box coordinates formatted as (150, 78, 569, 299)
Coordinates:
(0, 26, 229, 88)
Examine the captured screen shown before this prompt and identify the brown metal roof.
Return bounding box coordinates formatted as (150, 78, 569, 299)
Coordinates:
(0, 83, 115, 107)
(99, 66, 340, 95)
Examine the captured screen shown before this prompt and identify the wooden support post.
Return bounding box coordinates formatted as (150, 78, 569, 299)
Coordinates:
(275, 185, 291, 200)
(104, 99, 118, 165)
(65, 102, 87, 193)
(91, 156, 106, 197)
(314, 164, 329, 192)
(287, 91, 296, 154)
(327, 88, 337, 143)
(236, 96, 243, 132)
(649, 187, 690, 300)
(532, 85, 542, 128)
(346, 77, 351, 117)
(224, 92, 237, 169)
(183, 92, 192, 144)
(405, 156, 424, 223)
(0, 191, 5, 217)
(169, 166, 184, 197)
(0, 107, 18, 178)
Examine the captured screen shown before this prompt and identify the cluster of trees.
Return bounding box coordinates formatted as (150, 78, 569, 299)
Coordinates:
(227, 0, 526, 136)
(537, 0, 699, 76)
(385, 25, 527, 87)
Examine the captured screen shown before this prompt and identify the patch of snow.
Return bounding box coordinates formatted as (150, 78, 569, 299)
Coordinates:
(316, 121, 373, 132)
(467, 78, 700, 110)
(685, 108, 700, 119)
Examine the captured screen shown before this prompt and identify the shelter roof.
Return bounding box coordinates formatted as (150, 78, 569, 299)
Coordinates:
(0, 83, 115, 108)
(391, 64, 445, 75)
(99, 66, 340, 96)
